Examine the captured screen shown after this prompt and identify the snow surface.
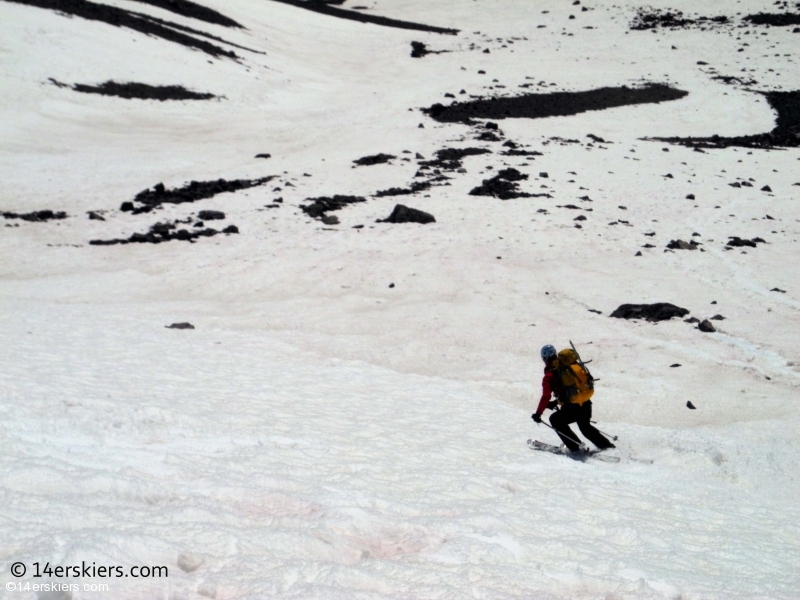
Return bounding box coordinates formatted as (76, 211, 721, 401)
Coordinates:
(1, 0, 800, 598)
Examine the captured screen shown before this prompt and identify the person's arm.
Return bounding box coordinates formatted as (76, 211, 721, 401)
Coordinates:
(534, 371, 553, 416)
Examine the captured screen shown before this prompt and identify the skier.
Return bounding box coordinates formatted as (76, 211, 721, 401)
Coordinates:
(532, 344, 615, 454)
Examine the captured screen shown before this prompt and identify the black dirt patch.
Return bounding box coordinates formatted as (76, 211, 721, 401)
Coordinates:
(300, 195, 366, 220)
(422, 84, 688, 124)
(651, 90, 800, 149)
(353, 153, 396, 166)
(377, 204, 436, 224)
(743, 13, 800, 26)
(374, 181, 432, 197)
(630, 8, 730, 30)
(610, 303, 690, 322)
(128, 0, 242, 27)
(90, 220, 239, 245)
(418, 147, 491, 171)
(268, 0, 458, 34)
(2, 209, 68, 222)
(65, 80, 215, 100)
(124, 177, 273, 214)
(7, 0, 239, 59)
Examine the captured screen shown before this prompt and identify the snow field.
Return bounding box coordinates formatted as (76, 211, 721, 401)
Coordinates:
(1, 303, 798, 599)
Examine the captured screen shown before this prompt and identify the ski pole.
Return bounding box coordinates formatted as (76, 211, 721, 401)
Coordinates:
(589, 421, 618, 441)
(536, 420, 583, 447)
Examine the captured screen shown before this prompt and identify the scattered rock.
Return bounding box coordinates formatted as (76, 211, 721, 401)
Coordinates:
(197, 210, 225, 220)
(630, 8, 729, 30)
(761, 185, 772, 192)
(300, 195, 366, 220)
(698, 319, 716, 332)
(167, 322, 195, 330)
(127, 177, 273, 214)
(90, 220, 239, 245)
(686, 194, 695, 200)
(418, 147, 491, 171)
(670, 363, 681, 368)
(87, 211, 105, 221)
(389, 283, 395, 288)
(321, 215, 339, 225)
(725, 236, 765, 248)
(374, 181, 431, 197)
(770, 287, 786, 293)
(353, 153, 396, 166)
(684, 317, 700, 323)
(666, 239, 700, 250)
(377, 204, 435, 224)
(588, 309, 602, 314)
(2, 209, 68, 222)
(469, 168, 540, 199)
(255, 153, 271, 159)
(610, 303, 690, 322)
(710, 314, 726, 320)
(687, 401, 696, 409)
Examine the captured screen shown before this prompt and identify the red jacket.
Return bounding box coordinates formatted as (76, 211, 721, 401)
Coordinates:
(535, 366, 557, 415)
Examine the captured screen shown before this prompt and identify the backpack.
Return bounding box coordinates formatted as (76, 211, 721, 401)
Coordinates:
(556, 348, 594, 405)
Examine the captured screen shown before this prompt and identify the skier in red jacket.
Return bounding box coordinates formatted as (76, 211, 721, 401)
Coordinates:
(531, 344, 615, 452)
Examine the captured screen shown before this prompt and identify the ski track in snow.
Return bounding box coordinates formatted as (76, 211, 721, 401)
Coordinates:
(1, 0, 800, 597)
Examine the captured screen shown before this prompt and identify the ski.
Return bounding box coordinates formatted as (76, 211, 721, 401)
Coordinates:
(527, 439, 620, 463)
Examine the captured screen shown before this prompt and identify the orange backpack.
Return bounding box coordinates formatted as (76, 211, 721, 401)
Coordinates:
(557, 348, 594, 405)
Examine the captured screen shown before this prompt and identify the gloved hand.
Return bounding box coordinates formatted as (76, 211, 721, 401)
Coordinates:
(547, 400, 558, 410)
(532, 413, 542, 424)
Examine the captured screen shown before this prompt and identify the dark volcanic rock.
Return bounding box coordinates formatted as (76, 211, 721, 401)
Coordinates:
(87, 211, 105, 221)
(2, 209, 68, 222)
(90, 219, 238, 245)
(268, 0, 458, 34)
(630, 8, 730, 30)
(469, 168, 535, 200)
(300, 195, 366, 219)
(129, 0, 242, 27)
(255, 153, 271, 159)
(419, 147, 491, 171)
(353, 153, 396, 166)
(610, 303, 690, 322)
(698, 319, 716, 332)
(198, 210, 225, 220)
(374, 181, 431, 197)
(69, 81, 216, 100)
(410, 41, 429, 57)
(744, 13, 800, 26)
(726, 236, 766, 248)
(422, 84, 688, 124)
(378, 204, 436, 224)
(652, 91, 800, 149)
(129, 177, 273, 213)
(666, 239, 700, 250)
(166, 322, 195, 329)
(687, 401, 696, 409)
(9, 0, 240, 59)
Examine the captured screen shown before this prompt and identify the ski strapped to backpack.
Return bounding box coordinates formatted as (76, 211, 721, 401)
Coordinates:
(555, 341, 595, 405)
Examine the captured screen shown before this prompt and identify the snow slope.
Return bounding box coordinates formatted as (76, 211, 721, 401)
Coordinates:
(1, 0, 799, 598)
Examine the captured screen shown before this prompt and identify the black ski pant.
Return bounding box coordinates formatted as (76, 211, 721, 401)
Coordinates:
(549, 401, 613, 451)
